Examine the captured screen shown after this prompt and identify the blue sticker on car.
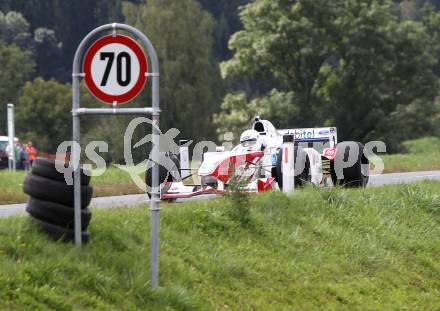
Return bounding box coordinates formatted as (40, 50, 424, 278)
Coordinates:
(272, 153, 277, 165)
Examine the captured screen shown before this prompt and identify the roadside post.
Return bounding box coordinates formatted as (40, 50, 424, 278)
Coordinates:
(179, 140, 190, 179)
(7, 103, 15, 171)
(72, 23, 161, 287)
(282, 134, 295, 192)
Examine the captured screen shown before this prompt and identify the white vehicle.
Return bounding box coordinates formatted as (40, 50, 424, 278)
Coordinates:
(147, 117, 370, 200)
(0, 136, 20, 169)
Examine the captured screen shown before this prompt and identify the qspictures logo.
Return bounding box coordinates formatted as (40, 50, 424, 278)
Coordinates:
(54, 117, 386, 192)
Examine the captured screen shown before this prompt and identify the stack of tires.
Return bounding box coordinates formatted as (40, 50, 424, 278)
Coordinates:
(23, 158, 93, 243)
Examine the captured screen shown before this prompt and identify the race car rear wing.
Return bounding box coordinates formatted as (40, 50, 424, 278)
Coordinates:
(278, 127, 337, 148)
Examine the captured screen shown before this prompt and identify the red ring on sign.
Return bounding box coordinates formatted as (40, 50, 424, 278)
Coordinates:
(83, 34, 148, 105)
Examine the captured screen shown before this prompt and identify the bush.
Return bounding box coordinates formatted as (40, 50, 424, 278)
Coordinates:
(224, 178, 252, 226)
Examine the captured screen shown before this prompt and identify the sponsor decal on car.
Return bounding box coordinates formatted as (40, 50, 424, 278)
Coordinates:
(293, 129, 316, 140)
(323, 148, 336, 160)
(272, 153, 277, 166)
(281, 127, 336, 141)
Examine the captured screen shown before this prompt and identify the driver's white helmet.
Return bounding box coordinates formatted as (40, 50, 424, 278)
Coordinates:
(240, 129, 261, 149)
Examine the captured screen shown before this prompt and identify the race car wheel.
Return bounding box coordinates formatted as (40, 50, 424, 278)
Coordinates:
(145, 153, 180, 189)
(23, 173, 93, 208)
(31, 217, 90, 243)
(274, 147, 311, 190)
(274, 149, 283, 189)
(145, 152, 180, 202)
(26, 197, 92, 230)
(296, 156, 311, 186)
(331, 142, 369, 188)
(32, 157, 91, 186)
(201, 176, 218, 189)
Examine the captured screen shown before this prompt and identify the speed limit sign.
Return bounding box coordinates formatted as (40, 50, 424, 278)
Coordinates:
(83, 34, 148, 104)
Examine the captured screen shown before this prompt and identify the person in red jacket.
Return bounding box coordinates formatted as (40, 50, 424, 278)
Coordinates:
(26, 141, 37, 168)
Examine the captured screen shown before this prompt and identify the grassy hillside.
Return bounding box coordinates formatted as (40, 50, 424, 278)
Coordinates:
(382, 137, 440, 173)
(1, 182, 440, 310)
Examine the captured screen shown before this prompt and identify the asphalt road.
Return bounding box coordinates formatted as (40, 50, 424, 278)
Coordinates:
(368, 170, 440, 186)
(1, 170, 440, 218)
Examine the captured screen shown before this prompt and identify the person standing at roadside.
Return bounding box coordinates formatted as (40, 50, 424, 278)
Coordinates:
(26, 141, 37, 169)
(20, 143, 28, 170)
(14, 142, 21, 169)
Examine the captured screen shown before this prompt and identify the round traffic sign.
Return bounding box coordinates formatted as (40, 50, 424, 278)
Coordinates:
(83, 34, 148, 104)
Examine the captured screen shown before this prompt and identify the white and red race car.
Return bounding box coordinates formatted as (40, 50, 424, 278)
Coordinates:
(147, 117, 369, 201)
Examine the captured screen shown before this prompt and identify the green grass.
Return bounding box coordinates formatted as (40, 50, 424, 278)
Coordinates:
(1, 182, 440, 310)
(382, 137, 440, 173)
(0, 166, 143, 205)
(0, 170, 28, 204)
(90, 166, 145, 197)
(0, 137, 439, 205)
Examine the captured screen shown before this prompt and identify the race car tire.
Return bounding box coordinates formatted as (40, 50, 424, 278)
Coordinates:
(275, 147, 311, 190)
(201, 176, 218, 189)
(145, 153, 180, 188)
(23, 173, 93, 208)
(32, 157, 91, 186)
(31, 217, 90, 243)
(26, 198, 92, 230)
(331, 141, 369, 188)
(296, 156, 311, 186)
(146, 152, 180, 202)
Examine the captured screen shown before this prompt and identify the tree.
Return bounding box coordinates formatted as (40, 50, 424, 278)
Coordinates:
(0, 10, 63, 80)
(431, 97, 440, 135)
(0, 11, 32, 49)
(214, 90, 298, 141)
(33, 27, 62, 79)
(0, 40, 35, 132)
(317, 2, 438, 148)
(16, 78, 95, 153)
(219, 0, 439, 150)
(0, 0, 126, 81)
(123, 0, 220, 141)
(16, 79, 71, 152)
(197, 0, 251, 60)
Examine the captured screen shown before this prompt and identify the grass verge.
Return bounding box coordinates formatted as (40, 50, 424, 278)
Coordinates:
(382, 137, 440, 173)
(0, 166, 144, 205)
(0, 137, 439, 205)
(1, 182, 439, 310)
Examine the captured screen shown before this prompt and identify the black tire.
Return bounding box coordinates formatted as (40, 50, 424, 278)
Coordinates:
(331, 142, 369, 188)
(274, 149, 283, 189)
(145, 153, 180, 202)
(274, 147, 311, 190)
(32, 158, 91, 186)
(296, 156, 311, 186)
(23, 173, 93, 208)
(31, 217, 90, 243)
(145, 153, 180, 187)
(26, 198, 91, 230)
(201, 176, 218, 189)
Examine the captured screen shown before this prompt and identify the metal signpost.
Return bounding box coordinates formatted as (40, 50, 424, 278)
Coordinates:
(72, 23, 161, 287)
(7, 103, 15, 171)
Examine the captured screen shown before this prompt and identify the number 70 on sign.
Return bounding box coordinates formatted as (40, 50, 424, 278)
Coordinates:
(83, 34, 149, 105)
